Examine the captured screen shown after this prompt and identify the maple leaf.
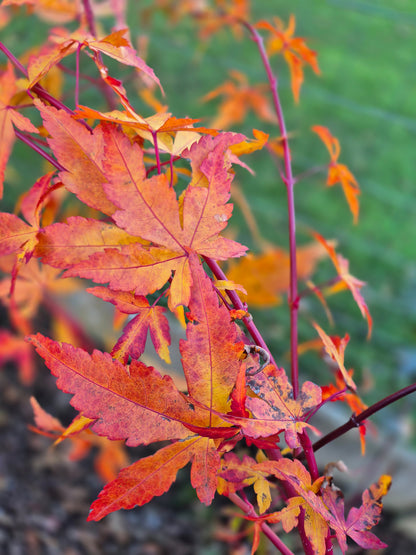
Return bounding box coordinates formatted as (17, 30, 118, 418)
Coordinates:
(34, 216, 144, 268)
(30, 397, 129, 483)
(0, 62, 39, 198)
(27, 332, 205, 444)
(180, 255, 244, 425)
(322, 475, 391, 553)
(227, 242, 328, 307)
(229, 129, 269, 157)
(88, 436, 220, 520)
(313, 323, 356, 391)
(312, 125, 360, 223)
(2, 0, 79, 24)
(0, 213, 38, 260)
(35, 101, 118, 215)
(202, 70, 277, 130)
(224, 364, 322, 448)
(74, 104, 215, 155)
(219, 452, 272, 514)
(254, 458, 330, 555)
(27, 27, 162, 91)
(87, 287, 171, 364)
(28, 258, 244, 517)
(256, 15, 320, 102)
(59, 127, 247, 308)
(0, 173, 55, 271)
(191, 0, 250, 40)
(87, 260, 245, 519)
(312, 232, 372, 337)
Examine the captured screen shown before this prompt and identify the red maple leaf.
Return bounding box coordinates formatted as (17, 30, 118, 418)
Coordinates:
(28, 257, 245, 519)
(87, 287, 171, 364)
(224, 364, 322, 449)
(322, 475, 391, 553)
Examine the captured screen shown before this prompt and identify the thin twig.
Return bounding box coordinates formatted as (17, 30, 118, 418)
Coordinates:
(228, 492, 295, 555)
(203, 257, 277, 368)
(14, 130, 66, 172)
(312, 382, 416, 453)
(240, 21, 300, 400)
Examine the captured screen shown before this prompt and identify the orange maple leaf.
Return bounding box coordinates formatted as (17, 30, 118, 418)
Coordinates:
(321, 368, 368, 454)
(313, 322, 356, 391)
(74, 103, 215, 156)
(2, 0, 79, 24)
(202, 70, 277, 130)
(219, 452, 272, 514)
(256, 15, 320, 102)
(36, 117, 247, 308)
(28, 27, 162, 91)
(30, 397, 129, 483)
(197, 0, 251, 40)
(0, 329, 35, 384)
(254, 458, 330, 555)
(312, 232, 372, 337)
(312, 125, 360, 223)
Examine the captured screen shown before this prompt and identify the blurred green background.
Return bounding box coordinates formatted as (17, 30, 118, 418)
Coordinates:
(2, 1, 416, 430)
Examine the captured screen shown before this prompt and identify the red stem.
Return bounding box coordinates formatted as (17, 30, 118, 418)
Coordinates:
(239, 20, 333, 554)
(241, 21, 299, 399)
(75, 44, 81, 107)
(228, 492, 294, 555)
(203, 257, 277, 368)
(14, 130, 66, 172)
(311, 382, 416, 453)
(82, 0, 97, 37)
(299, 431, 319, 481)
(152, 131, 162, 174)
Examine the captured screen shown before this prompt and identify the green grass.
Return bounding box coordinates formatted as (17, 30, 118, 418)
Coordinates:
(1, 1, 416, 426)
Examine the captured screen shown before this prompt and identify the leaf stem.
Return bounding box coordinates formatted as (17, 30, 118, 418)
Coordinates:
(151, 131, 162, 174)
(14, 130, 66, 172)
(297, 276, 342, 301)
(75, 44, 81, 107)
(227, 492, 295, 555)
(203, 257, 276, 368)
(241, 21, 299, 399)
(311, 382, 416, 452)
(81, 0, 98, 37)
(0, 42, 74, 115)
(293, 164, 328, 185)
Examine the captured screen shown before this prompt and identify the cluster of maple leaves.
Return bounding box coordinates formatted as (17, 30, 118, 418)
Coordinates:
(0, 1, 391, 554)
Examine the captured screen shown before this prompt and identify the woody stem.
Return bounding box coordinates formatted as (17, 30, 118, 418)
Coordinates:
(241, 21, 299, 399)
(227, 493, 295, 555)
